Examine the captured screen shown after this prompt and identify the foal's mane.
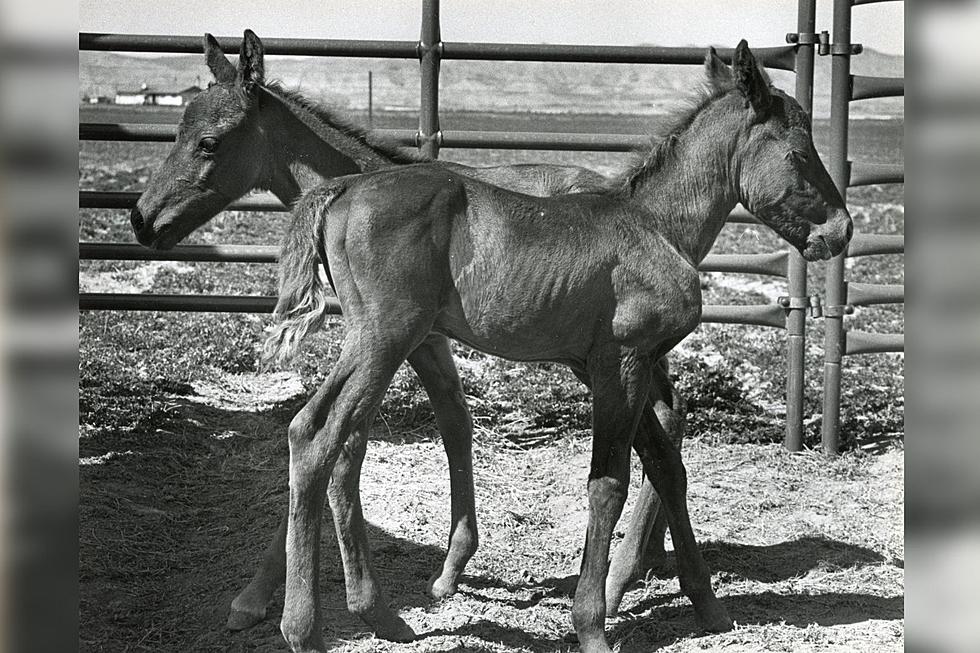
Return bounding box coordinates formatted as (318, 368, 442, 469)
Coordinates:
(262, 81, 425, 166)
(614, 79, 734, 195)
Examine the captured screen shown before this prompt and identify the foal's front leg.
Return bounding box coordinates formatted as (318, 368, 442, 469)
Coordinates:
(571, 349, 652, 653)
(605, 359, 686, 614)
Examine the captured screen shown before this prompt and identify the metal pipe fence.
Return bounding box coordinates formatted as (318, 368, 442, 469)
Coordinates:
(820, 0, 905, 453)
(80, 0, 852, 448)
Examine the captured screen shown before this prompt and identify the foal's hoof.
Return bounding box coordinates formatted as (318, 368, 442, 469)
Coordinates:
(696, 605, 734, 633)
(374, 614, 416, 643)
(226, 606, 266, 631)
(427, 572, 459, 600)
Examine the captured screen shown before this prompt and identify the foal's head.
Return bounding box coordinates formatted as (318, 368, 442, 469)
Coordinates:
(710, 40, 852, 261)
(131, 30, 269, 249)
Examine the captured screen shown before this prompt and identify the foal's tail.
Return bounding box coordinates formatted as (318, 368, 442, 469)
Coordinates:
(261, 183, 345, 368)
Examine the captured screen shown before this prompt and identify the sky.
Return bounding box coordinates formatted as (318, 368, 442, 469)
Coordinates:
(79, 0, 905, 56)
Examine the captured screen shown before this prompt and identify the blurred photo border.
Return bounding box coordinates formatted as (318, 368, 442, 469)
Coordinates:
(0, 1, 975, 651)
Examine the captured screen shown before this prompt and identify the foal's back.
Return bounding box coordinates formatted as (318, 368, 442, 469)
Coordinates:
(324, 164, 698, 363)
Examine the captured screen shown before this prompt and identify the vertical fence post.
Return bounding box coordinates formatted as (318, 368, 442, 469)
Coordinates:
(418, 0, 442, 159)
(821, 0, 854, 455)
(783, 0, 818, 452)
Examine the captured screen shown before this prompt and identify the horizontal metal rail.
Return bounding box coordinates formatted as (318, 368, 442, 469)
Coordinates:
(846, 233, 904, 257)
(79, 242, 279, 263)
(80, 242, 787, 278)
(440, 42, 797, 70)
(850, 161, 904, 186)
(79, 32, 796, 70)
(847, 282, 904, 306)
(438, 130, 648, 152)
(80, 122, 653, 152)
(80, 123, 176, 142)
(851, 74, 904, 101)
(79, 293, 285, 313)
(80, 33, 420, 58)
(79, 291, 786, 332)
(844, 330, 904, 356)
(851, 0, 903, 6)
(80, 190, 288, 212)
(698, 251, 788, 277)
(700, 304, 787, 329)
(81, 194, 761, 228)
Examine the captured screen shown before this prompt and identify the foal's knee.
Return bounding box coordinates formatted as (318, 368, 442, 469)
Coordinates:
(288, 407, 318, 449)
(587, 476, 629, 514)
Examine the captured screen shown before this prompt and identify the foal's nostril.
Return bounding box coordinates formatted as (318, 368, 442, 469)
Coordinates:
(130, 206, 145, 232)
(845, 220, 854, 242)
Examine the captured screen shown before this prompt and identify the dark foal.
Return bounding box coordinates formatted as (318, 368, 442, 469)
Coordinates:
(267, 41, 852, 653)
(130, 30, 679, 634)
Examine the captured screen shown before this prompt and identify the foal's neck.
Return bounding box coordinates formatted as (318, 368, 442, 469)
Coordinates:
(258, 87, 396, 204)
(629, 99, 743, 264)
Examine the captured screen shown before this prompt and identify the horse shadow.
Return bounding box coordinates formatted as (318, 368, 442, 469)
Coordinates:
(80, 390, 452, 651)
(441, 536, 902, 651)
(81, 382, 902, 651)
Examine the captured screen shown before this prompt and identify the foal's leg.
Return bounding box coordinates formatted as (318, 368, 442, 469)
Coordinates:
(228, 514, 288, 629)
(571, 349, 651, 653)
(406, 334, 478, 599)
(280, 332, 417, 652)
(632, 401, 733, 632)
(227, 333, 476, 628)
(605, 359, 685, 614)
(327, 418, 414, 642)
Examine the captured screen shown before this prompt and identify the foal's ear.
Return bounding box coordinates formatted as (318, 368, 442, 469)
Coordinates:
(204, 33, 236, 84)
(704, 46, 732, 88)
(733, 39, 772, 116)
(237, 29, 265, 96)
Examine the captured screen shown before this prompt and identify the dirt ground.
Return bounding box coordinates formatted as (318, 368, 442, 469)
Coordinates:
(79, 370, 903, 653)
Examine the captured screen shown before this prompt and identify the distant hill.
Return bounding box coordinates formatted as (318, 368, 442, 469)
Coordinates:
(79, 47, 903, 118)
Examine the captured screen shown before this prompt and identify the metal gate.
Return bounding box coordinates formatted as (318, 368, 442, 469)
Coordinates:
(79, 0, 902, 451)
(820, 0, 905, 453)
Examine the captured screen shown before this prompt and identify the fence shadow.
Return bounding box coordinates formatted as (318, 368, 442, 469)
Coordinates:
(79, 394, 451, 653)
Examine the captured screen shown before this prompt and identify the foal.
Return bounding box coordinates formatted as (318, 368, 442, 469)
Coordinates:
(269, 41, 852, 653)
(129, 30, 678, 631)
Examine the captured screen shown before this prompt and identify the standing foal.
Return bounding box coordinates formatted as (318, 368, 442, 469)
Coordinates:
(269, 41, 852, 653)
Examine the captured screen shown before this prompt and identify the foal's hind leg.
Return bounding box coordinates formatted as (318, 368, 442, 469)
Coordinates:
(632, 402, 733, 632)
(605, 359, 685, 615)
(281, 332, 421, 652)
(227, 333, 476, 629)
(327, 418, 414, 642)
(407, 334, 478, 599)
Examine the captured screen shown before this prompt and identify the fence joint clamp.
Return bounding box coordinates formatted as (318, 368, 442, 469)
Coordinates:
(787, 31, 830, 55)
(822, 303, 855, 318)
(416, 40, 444, 60)
(414, 130, 443, 148)
(826, 42, 862, 56)
(778, 295, 824, 317)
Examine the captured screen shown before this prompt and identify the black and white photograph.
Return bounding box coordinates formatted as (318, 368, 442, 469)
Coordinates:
(73, 2, 909, 651)
(12, 1, 979, 651)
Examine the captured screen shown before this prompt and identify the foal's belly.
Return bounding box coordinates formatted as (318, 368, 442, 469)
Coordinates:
(434, 287, 604, 364)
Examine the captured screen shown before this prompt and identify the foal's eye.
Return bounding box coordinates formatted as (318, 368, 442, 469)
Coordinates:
(198, 137, 219, 154)
(788, 151, 808, 165)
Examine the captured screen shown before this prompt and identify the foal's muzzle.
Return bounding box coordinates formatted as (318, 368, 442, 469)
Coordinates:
(803, 208, 853, 261)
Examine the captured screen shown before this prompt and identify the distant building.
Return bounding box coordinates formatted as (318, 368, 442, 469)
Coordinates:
(113, 83, 202, 107)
